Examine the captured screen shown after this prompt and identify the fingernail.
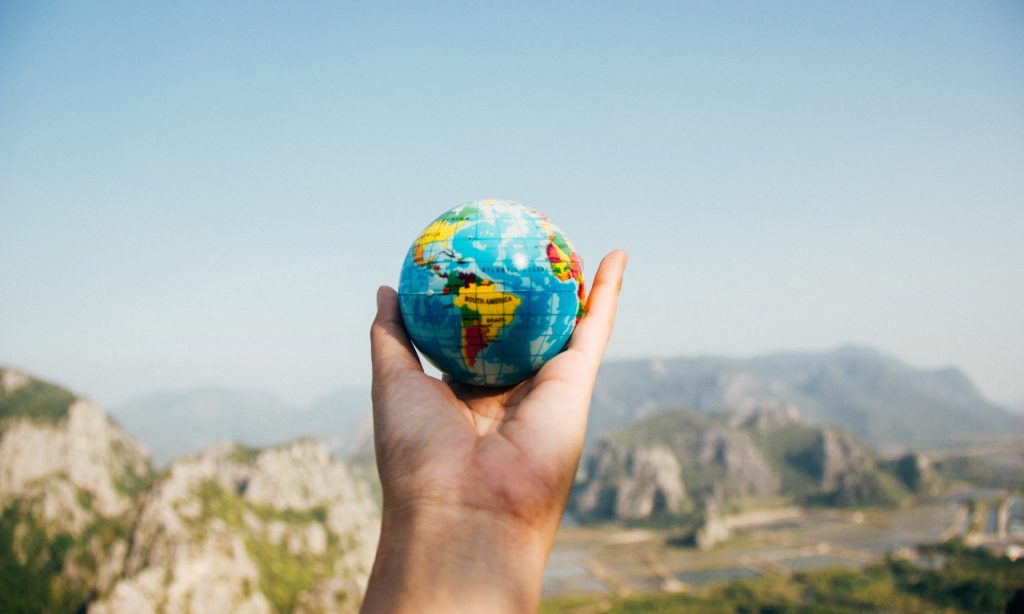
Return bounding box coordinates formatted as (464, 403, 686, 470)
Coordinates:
(376, 286, 386, 311)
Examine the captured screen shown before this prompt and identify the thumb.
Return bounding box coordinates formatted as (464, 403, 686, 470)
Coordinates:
(370, 286, 423, 390)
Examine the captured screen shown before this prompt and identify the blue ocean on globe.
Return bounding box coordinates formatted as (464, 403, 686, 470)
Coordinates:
(398, 199, 585, 386)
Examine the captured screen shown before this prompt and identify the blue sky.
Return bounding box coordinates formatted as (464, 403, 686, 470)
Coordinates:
(2, 2, 1022, 407)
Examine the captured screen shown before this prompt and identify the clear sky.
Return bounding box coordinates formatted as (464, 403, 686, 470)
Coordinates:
(2, 2, 1022, 407)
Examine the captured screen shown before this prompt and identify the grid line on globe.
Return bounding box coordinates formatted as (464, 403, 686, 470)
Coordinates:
(398, 199, 585, 386)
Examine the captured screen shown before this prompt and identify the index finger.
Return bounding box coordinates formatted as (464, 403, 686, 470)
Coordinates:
(566, 249, 628, 369)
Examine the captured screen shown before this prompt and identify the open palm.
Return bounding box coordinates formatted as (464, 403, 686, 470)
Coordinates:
(370, 250, 628, 531)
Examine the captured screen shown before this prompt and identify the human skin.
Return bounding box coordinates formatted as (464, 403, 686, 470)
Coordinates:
(361, 250, 628, 613)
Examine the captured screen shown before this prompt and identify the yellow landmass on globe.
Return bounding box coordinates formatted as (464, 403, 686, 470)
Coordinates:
(452, 279, 522, 368)
(413, 216, 466, 265)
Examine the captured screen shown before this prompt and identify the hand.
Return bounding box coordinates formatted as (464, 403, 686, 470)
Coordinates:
(361, 250, 627, 613)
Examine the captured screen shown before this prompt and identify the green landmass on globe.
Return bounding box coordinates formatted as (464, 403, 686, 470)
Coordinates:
(398, 199, 585, 386)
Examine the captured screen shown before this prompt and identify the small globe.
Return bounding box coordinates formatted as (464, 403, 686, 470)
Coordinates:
(398, 199, 585, 386)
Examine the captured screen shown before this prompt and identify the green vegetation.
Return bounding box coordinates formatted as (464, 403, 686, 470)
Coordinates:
(0, 372, 76, 424)
(540, 593, 737, 614)
(809, 470, 910, 508)
(0, 505, 89, 613)
(541, 539, 1024, 614)
(106, 436, 158, 498)
(747, 424, 822, 499)
(745, 422, 912, 509)
(0, 490, 138, 614)
(936, 455, 1024, 491)
(247, 532, 334, 612)
(193, 479, 336, 613)
(229, 443, 262, 464)
(114, 463, 158, 500)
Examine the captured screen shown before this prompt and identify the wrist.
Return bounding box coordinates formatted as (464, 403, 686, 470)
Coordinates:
(361, 501, 554, 613)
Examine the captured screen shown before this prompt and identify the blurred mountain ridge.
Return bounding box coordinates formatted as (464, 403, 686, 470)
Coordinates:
(111, 387, 371, 466)
(588, 344, 1022, 449)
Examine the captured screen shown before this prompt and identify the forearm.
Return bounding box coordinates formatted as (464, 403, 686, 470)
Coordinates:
(361, 505, 555, 613)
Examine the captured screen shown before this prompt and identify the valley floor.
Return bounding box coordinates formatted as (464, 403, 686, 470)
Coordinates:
(543, 491, 1019, 599)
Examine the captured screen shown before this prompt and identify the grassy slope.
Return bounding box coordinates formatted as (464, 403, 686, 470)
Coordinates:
(0, 371, 76, 424)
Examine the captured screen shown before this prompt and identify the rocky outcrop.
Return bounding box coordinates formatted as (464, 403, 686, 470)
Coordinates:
(572, 407, 922, 529)
(0, 368, 381, 614)
(0, 399, 150, 529)
(1, 368, 30, 393)
(575, 442, 689, 520)
(0, 370, 153, 607)
(893, 452, 942, 497)
(694, 494, 730, 551)
(813, 428, 871, 492)
(614, 446, 689, 519)
(698, 427, 779, 499)
(573, 410, 781, 522)
(91, 440, 379, 614)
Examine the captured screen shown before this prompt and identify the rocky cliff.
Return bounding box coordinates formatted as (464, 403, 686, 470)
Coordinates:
(0, 367, 380, 613)
(1, 367, 152, 609)
(92, 440, 379, 614)
(574, 443, 690, 521)
(572, 406, 924, 530)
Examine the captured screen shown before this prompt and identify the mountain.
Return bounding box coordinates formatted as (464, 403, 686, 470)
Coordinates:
(1, 368, 153, 611)
(571, 405, 939, 547)
(0, 367, 379, 613)
(111, 388, 371, 465)
(91, 440, 379, 614)
(588, 345, 1022, 448)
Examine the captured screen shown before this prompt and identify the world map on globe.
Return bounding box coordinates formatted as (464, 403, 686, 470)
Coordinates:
(398, 199, 585, 386)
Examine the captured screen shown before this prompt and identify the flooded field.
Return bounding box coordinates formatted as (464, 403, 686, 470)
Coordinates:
(543, 501, 960, 597)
